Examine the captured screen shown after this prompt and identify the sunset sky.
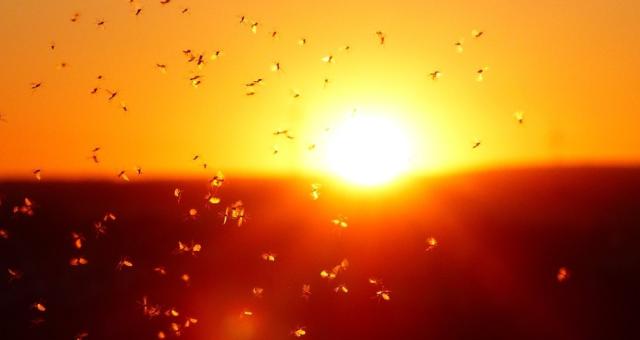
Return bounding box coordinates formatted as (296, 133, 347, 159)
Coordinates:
(0, 0, 638, 179)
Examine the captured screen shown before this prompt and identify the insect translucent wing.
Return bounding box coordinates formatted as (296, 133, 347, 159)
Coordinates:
(557, 267, 570, 282)
(426, 237, 438, 251)
(293, 328, 307, 337)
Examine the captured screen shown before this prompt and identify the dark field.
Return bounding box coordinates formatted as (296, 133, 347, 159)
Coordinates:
(1, 168, 639, 340)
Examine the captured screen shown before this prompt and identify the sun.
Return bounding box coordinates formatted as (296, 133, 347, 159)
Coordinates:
(325, 114, 412, 186)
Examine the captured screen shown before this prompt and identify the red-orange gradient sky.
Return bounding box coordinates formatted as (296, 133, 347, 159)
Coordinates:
(0, 0, 638, 179)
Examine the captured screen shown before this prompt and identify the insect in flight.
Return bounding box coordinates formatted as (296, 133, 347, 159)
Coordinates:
(376, 31, 386, 45)
(429, 70, 442, 81)
(426, 237, 438, 251)
(116, 256, 134, 270)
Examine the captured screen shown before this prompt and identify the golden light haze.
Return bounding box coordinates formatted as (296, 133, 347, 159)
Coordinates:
(0, 0, 638, 179)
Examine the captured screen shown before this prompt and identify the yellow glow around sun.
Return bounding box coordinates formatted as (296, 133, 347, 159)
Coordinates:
(325, 114, 412, 186)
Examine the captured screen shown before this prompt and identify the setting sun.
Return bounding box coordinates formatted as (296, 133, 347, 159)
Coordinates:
(325, 114, 412, 186)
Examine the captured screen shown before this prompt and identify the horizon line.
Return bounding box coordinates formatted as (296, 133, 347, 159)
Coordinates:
(1, 164, 639, 183)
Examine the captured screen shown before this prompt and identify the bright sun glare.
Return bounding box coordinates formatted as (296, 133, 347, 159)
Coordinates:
(325, 115, 412, 186)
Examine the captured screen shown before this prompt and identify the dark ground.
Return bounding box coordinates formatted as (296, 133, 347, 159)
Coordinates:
(0, 167, 639, 339)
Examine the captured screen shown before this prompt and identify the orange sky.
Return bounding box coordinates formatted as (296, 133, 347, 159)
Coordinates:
(0, 0, 638, 179)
